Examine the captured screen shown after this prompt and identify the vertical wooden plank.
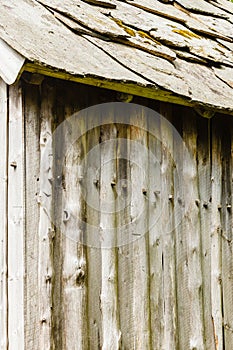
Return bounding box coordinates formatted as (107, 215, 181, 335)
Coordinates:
(197, 117, 215, 350)
(129, 106, 150, 349)
(86, 111, 102, 349)
(38, 82, 54, 349)
(221, 116, 233, 349)
(99, 119, 121, 349)
(148, 106, 164, 350)
(0, 79, 8, 350)
(116, 120, 134, 349)
(211, 117, 223, 350)
(172, 108, 188, 350)
(61, 106, 88, 350)
(8, 82, 24, 350)
(24, 83, 41, 350)
(182, 112, 204, 349)
(159, 103, 178, 349)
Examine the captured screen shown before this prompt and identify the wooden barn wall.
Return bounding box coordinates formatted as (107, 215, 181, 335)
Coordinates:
(20, 78, 233, 350)
(0, 79, 25, 350)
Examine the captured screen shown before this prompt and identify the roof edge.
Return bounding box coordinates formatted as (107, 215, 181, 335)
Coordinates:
(0, 39, 25, 85)
(24, 62, 233, 116)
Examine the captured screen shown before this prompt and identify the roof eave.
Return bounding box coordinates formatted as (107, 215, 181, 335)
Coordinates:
(0, 38, 25, 85)
(1, 39, 232, 117)
(24, 62, 233, 116)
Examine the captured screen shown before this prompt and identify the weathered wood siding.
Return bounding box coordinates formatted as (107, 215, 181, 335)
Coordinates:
(0, 79, 8, 350)
(0, 80, 25, 350)
(1, 78, 233, 350)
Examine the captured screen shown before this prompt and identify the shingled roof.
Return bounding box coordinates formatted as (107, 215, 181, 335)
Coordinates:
(0, 0, 233, 113)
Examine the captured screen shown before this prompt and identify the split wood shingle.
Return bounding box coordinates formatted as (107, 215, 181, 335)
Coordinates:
(0, 0, 233, 112)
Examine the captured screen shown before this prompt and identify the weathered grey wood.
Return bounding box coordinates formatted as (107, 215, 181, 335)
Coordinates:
(82, 0, 116, 9)
(0, 79, 8, 350)
(99, 121, 121, 349)
(182, 112, 204, 349)
(102, 2, 233, 65)
(197, 117, 215, 350)
(213, 66, 233, 89)
(37, 0, 128, 38)
(128, 107, 150, 349)
(221, 117, 233, 349)
(37, 83, 55, 349)
(175, 0, 229, 18)
(172, 109, 189, 350)
(0, 38, 25, 85)
(127, 0, 231, 41)
(211, 118, 223, 350)
(8, 83, 24, 350)
(148, 104, 164, 350)
(116, 119, 135, 349)
(209, 0, 233, 18)
(174, 59, 233, 111)
(0, 0, 148, 85)
(159, 104, 178, 349)
(24, 83, 41, 350)
(85, 108, 103, 349)
(53, 9, 176, 62)
(173, 49, 208, 63)
(61, 105, 88, 350)
(193, 14, 233, 40)
(86, 36, 190, 98)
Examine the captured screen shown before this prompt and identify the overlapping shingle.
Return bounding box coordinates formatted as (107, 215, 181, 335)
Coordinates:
(0, 0, 232, 112)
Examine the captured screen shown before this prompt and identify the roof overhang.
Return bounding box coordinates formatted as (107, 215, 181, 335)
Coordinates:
(0, 38, 25, 85)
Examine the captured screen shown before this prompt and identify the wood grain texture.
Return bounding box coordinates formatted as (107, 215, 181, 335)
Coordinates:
(37, 0, 127, 38)
(99, 120, 121, 349)
(37, 82, 55, 349)
(61, 105, 88, 350)
(0, 79, 8, 350)
(0, 0, 233, 113)
(197, 116, 215, 350)
(5, 79, 233, 349)
(0, 0, 148, 84)
(85, 36, 190, 98)
(8, 83, 24, 350)
(126, 0, 231, 41)
(211, 118, 224, 350)
(24, 83, 41, 350)
(148, 105, 164, 350)
(159, 103, 178, 349)
(129, 107, 151, 349)
(220, 116, 233, 349)
(175, 0, 229, 18)
(0, 38, 25, 85)
(182, 111, 205, 350)
(85, 108, 103, 349)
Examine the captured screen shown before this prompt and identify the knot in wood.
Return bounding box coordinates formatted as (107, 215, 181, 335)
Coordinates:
(75, 267, 85, 285)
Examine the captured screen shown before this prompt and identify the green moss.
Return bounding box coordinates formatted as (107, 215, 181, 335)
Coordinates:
(138, 30, 161, 45)
(172, 29, 201, 39)
(111, 17, 136, 37)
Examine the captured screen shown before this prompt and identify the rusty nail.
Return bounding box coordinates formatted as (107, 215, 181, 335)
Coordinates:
(63, 209, 70, 222)
(10, 161, 17, 168)
(78, 177, 83, 184)
(142, 188, 147, 196)
(111, 179, 116, 187)
(93, 179, 99, 187)
(46, 274, 51, 282)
